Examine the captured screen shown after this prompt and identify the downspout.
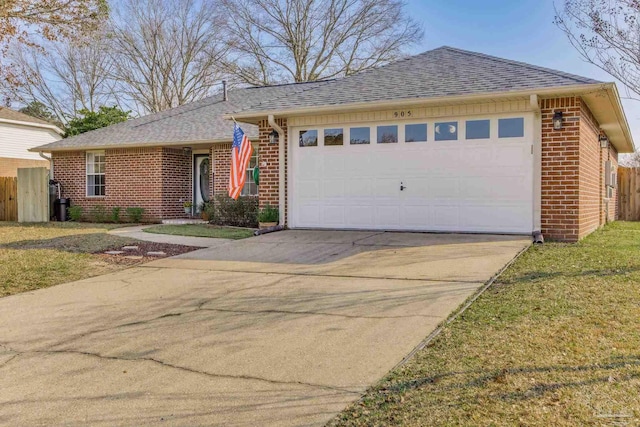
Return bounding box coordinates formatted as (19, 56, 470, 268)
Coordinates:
(39, 152, 53, 180)
(268, 114, 285, 227)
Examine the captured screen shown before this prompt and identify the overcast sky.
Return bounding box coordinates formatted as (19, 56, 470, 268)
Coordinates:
(404, 0, 640, 150)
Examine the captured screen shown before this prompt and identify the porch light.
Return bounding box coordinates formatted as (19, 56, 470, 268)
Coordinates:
(269, 129, 279, 145)
(599, 134, 609, 149)
(553, 111, 563, 131)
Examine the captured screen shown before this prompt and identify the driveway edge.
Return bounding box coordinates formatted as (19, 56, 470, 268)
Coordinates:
(391, 241, 532, 370)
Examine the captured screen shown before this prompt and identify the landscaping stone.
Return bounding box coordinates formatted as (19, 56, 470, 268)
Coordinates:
(104, 251, 124, 255)
(146, 251, 166, 257)
(122, 246, 139, 251)
(124, 255, 144, 260)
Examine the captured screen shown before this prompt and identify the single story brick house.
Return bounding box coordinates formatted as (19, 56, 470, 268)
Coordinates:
(32, 47, 634, 242)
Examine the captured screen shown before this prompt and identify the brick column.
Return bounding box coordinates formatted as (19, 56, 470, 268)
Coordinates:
(257, 118, 288, 221)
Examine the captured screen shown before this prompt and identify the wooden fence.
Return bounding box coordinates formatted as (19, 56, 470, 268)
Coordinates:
(0, 176, 18, 221)
(618, 167, 640, 221)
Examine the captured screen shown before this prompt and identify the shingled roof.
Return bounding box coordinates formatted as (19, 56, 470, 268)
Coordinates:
(32, 82, 325, 151)
(231, 46, 603, 116)
(0, 107, 62, 131)
(34, 46, 606, 152)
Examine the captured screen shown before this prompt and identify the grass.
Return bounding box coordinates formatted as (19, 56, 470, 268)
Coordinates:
(144, 224, 255, 240)
(330, 221, 640, 426)
(0, 222, 137, 297)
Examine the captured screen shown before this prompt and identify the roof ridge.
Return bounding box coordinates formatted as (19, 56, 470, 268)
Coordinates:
(437, 46, 600, 84)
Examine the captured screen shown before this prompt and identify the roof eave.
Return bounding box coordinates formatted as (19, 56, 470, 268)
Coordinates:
(227, 82, 634, 153)
(29, 138, 235, 153)
(0, 118, 64, 135)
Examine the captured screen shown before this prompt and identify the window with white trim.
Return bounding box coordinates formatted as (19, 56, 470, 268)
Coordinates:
(86, 151, 105, 196)
(241, 147, 258, 196)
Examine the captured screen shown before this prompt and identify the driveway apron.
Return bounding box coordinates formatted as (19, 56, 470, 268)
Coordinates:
(0, 230, 530, 426)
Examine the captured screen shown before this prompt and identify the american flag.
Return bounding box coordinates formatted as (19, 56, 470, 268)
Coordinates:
(228, 122, 254, 200)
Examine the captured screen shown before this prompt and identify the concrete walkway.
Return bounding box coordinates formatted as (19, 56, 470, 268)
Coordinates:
(0, 231, 531, 426)
(109, 225, 234, 248)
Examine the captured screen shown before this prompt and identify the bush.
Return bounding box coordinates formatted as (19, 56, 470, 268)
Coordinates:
(257, 204, 279, 223)
(210, 194, 258, 228)
(126, 207, 145, 223)
(90, 204, 107, 223)
(111, 207, 122, 223)
(68, 205, 83, 221)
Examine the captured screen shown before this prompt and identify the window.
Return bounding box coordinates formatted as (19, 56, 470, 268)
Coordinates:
(299, 129, 318, 147)
(466, 120, 490, 139)
(377, 125, 398, 143)
(350, 127, 370, 145)
(324, 128, 344, 146)
(241, 147, 258, 196)
(435, 122, 458, 141)
(86, 151, 105, 196)
(405, 124, 427, 142)
(499, 118, 524, 138)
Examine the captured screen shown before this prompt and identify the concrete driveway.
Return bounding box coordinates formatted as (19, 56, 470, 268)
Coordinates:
(0, 230, 530, 426)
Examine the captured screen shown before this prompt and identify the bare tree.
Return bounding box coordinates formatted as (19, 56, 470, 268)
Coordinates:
(0, 0, 108, 86)
(5, 37, 116, 123)
(107, 0, 229, 114)
(218, 0, 423, 85)
(555, 0, 640, 99)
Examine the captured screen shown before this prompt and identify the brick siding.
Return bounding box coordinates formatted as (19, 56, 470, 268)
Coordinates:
(257, 118, 288, 220)
(53, 147, 192, 222)
(540, 97, 616, 242)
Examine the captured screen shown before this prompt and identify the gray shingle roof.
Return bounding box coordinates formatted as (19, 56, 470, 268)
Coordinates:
(34, 46, 603, 152)
(0, 107, 61, 128)
(233, 46, 603, 114)
(33, 82, 325, 151)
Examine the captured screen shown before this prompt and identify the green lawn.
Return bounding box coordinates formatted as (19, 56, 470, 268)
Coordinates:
(144, 224, 255, 240)
(330, 221, 640, 426)
(0, 222, 136, 297)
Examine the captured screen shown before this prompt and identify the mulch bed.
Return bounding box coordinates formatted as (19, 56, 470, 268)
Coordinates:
(96, 241, 203, 265)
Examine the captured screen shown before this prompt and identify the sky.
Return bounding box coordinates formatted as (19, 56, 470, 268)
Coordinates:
(404, 0, 640, 150)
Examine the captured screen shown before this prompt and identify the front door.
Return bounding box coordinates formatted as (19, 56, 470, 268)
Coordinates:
(193, 154, 211, 213)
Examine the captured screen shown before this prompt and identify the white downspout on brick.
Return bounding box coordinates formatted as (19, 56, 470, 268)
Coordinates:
(268, 115, 285, 227)
(39, 152, 53, 180)
(530, 94, 542, 238)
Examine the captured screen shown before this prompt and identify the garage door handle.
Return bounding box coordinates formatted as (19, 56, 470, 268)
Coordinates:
(400, 183, 406, 191)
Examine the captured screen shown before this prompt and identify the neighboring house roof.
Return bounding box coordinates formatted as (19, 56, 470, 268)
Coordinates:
(231, 46, 602, 115)
(0, 107, 64, 135)
(31, 82, 325, 152)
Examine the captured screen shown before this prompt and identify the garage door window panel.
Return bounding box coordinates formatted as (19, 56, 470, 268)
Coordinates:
(350, 127, 370, 145)
(466, 120, 491, 140)
(435, 122, 458, 141)
(498, 118, 525, 138)
(405, 124, 427, 142)
(299, 130, 318, 147)
(324, 128, 344, 146)
(377, 125, 398, 144)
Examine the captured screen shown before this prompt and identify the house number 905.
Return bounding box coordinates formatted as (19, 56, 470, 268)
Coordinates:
(393, 110, 412, 118)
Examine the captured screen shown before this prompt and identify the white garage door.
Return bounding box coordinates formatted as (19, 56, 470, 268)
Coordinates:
(290, 114, 534, 234)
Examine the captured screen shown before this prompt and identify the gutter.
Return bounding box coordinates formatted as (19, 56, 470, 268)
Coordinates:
(226, 83, 611, 121)
(0, 118, 64, 135)
(28, 137, 238, 153)
(38, 152, 53, 179)
(268, 114, 286, 227)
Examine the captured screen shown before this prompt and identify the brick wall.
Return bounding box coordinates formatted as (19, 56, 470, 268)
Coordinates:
(53, 147, 191, 222)
(541, 97, 581, 241)
(161, 148, 192, 218)
(578, 100, 602, 238)
(0, 157, 49, 177)
(540, 96, 614, 242)
(257, 118, 288, 220)
(213, 144, 231, 196)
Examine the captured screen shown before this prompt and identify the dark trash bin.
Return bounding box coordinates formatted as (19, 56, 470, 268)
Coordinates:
(54, 198, 70, 222)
